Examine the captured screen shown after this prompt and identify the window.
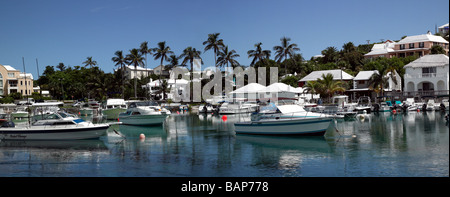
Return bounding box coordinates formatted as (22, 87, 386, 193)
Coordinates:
(20, 81, 23, 86)
(419, 42, 424, 48)
(8, 73, 14, 77)
(399, 44, 406, 50)
(409, 43, 415, 49)
(422, 67, 436, 74)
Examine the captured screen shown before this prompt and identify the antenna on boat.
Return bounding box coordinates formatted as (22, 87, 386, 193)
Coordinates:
(23, 57, 31, 126)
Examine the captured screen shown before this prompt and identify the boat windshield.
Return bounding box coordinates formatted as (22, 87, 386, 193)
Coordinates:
(130, 101, 159, 108)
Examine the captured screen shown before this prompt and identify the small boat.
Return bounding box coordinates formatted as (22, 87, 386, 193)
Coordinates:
(425, 99, 436, 111)
(234, 104, 333, 135)
(79, 99, 100, 116)
(0, 112, 110, 140)
(219, 102, 259, 114)
(439, 99, 449, 111)
(198, 103, 215, 113)
(119, 101, 171, 126)
(354, 96, 372, 113)
(101, 99, 127, 120)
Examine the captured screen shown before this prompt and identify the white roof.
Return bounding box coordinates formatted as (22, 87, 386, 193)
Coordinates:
(3, 65, 16, 71)
(397, 33, 449, 44)
(261, 83, 297, 93)
(299, 69, 354, 82)
(147, 79, 190, 87)
(121, 65, 153, 71)
(19, 73, 33, 80)
(404, 54, 449, 68)
(364, 41, 396, 56)
(230, 83, 266, 94)
(354, 70, 378, 80)
(439, 23, 449, 29)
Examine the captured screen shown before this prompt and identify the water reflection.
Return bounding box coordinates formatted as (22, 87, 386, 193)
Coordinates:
(1, 111, 448, 177)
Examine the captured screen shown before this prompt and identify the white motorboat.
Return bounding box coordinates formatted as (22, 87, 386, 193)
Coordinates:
(355, 96, 372, 113)
(234, 104, 333, 135)
(79, 99, 101, 116)
(219, 102, 259, 114)
(425, 99, 436, 111)
(118, 101, 171, 126)
(440, 99, 449, 111)
(198, 103, 215, 113)
(0, 113, 110, 140)
(102, 99, 127, 120)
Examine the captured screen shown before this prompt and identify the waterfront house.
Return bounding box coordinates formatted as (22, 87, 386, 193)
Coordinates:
(349, 70, 402, 101)
(403, 54, 449, 97)
(438, 23, 449, 35)
(298, 69, 354, 87)
(364, 32, 449, 59)
(0, 64, 34, 96)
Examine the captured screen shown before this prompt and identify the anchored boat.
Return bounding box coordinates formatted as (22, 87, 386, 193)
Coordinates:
(0, 112, 110, 140)
(118, 101, 171, 126)
(234, 104, 333, 135)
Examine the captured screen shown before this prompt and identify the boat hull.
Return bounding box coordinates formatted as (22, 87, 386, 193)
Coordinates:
(119, 114, 168, 126)
(234, 117, 332, 135)
(0, 124, 109, 140)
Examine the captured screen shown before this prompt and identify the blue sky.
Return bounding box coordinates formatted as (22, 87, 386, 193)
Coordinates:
(0, 0, 448, 78)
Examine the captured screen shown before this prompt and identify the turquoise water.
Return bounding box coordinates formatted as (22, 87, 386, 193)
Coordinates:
(0, 111, 448, 177)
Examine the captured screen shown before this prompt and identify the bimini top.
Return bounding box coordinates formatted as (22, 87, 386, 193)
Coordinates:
(404, 54, 449, 68)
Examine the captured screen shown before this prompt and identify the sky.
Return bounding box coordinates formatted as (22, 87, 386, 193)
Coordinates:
(0, 0, 448, 79)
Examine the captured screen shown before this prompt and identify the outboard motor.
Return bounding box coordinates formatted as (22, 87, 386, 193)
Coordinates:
(373, 103, 380, 112)
(422, 103, 427, 111)
(440, 103, 446, 111)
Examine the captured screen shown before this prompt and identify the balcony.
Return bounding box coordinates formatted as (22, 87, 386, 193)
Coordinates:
(404, 73, 447, 79)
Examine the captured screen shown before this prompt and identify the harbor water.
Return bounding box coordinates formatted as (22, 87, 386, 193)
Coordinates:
(0, 111, 448, 177)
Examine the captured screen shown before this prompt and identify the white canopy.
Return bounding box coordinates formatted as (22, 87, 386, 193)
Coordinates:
(261, 83, 297, 93)
(276, 104, 306, 113)
(230, 83, 266, 94)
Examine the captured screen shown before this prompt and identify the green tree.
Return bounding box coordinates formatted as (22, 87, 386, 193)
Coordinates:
(203, 33, 224, 67)
(247, 42, 271, 66)
(302, 81, 320, 101)
(273, 37, 300, 76)
(217, 46, 240, 69)
(82, 56, 97, 68)
(180, 46, 202, 73)
(316, 73, 346, 102)
(140, 41, 152, 68)
(153, 41, 174, 81)
(431, 45, 446, 54)
(112, 50, 126, 99)
(125, 48, 145, 98)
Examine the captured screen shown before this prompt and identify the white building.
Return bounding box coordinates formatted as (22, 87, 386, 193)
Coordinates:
(403, 54, 449, 97)
(298, 69, 354, 87)
(119, 65, 154, 80)
(438, 23, 449, 35)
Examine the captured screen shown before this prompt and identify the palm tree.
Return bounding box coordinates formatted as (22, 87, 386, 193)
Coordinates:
(316, 73, 346, 102)
(203, 33, 224, 67)
(140, 41, 152, 68)
(125, 48, 144, 98)
(152, 41, 174, 81)
(247, 42, 271, 66)
(180, 46, 202, 73)
(368, 64, 397, 100)
(83, 57, 97, 68)
(217, 46, 240, 69)
(112, 50, 126, 99)
(303, 81, 320, 102)
(273, 37, 300, 75)
(166, 54, 180, 71)
(321, 46, 339, 64)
